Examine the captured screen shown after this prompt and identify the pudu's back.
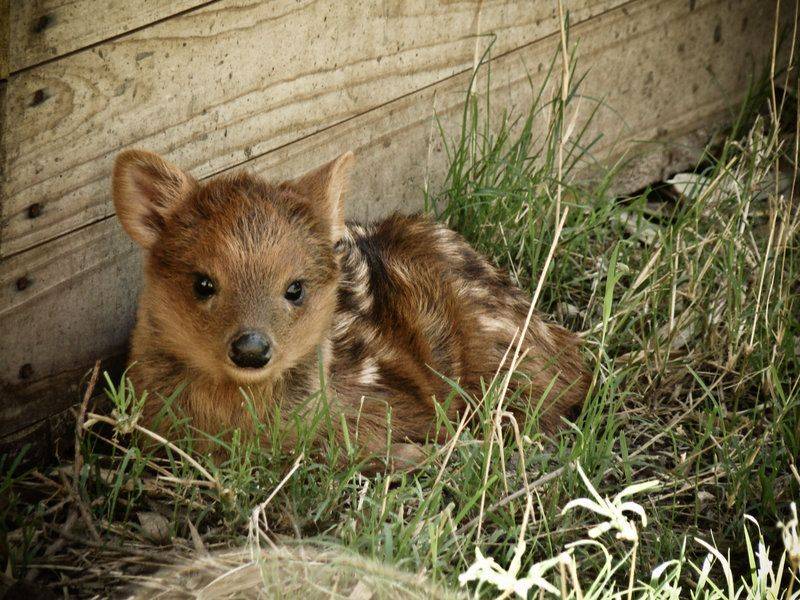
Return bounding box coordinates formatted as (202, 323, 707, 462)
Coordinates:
(330, 214, 588, 451)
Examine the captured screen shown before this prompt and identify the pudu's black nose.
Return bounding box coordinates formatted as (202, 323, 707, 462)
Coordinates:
(229, 331, 271, 369)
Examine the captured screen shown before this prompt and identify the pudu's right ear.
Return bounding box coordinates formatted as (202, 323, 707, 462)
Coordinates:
(112, 150, 196, 248)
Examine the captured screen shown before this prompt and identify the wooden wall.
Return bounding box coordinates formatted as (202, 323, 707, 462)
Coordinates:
(0, 0, 783, 456)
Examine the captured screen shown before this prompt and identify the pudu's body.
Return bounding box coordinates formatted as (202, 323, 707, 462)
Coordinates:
(113, 151, 588, 465)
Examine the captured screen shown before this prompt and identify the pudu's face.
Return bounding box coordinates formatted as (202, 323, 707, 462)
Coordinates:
(113, 151, 354, 384)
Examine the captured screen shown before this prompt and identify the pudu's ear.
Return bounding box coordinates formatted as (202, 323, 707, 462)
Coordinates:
(287, 152, 355, 242)
(112, 149, 196, 249)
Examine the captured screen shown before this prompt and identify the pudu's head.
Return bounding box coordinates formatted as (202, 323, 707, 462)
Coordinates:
(113, 150, 354, 385)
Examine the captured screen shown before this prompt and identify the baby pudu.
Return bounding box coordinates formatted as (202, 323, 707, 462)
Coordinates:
(112, 149, 589, 467)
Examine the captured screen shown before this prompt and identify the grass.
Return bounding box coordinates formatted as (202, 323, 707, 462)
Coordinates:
(2, 11, 799, 600)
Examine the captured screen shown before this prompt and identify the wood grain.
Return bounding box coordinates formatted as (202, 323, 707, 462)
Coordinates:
(0, 80, 5, 265)
(0, 0, 9, 79)
(0, 0, 623, 257)
(7, 0, 208, 73)
(0, 0, 782, 438)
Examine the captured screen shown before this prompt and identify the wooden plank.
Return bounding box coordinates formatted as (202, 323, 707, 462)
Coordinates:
(0, 79, 5, 267)
(0, 0, 781, 439)
(0, 409, 71, 466)
(0, 0, 8, 79)
(0, 386, 111, 467)
(7, 0, 208, 73)
(0, 354, 124, 439)
(0, 0, 624, 257)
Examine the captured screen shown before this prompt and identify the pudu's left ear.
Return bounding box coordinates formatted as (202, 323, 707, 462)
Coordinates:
(287, 152, 355, 242)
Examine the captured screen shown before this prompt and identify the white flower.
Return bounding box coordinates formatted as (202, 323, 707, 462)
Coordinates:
(561, 463, 660, 543)
(756, 541, 773, 589)
(458, 542, 565, 597)
(778, 501, 800, 572)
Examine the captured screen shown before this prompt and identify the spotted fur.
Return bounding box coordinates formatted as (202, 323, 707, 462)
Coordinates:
(113, 150, 589, 467)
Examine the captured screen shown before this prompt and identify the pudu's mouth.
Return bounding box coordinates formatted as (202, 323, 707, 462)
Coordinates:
(223, 362, 274, 385)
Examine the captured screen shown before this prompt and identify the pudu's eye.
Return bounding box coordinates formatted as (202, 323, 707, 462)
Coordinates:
(193, 274, 216, 299)
(284, 280, 305, 305)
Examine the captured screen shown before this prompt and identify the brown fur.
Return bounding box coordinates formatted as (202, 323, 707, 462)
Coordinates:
(113, 150, 589, 467)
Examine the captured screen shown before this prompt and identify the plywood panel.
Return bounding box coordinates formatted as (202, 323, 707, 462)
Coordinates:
(0, 0, 9, 79)
(0, 0, 781, 438)
(7, 0, 209, 72)
(0, 0, 623, 257)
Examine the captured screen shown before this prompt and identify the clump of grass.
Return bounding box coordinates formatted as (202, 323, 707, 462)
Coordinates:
(132, 544, 462, 599)
(2, 7, 798, 599)
(458, 464, 800, 599)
